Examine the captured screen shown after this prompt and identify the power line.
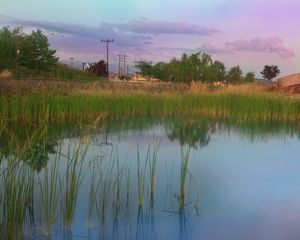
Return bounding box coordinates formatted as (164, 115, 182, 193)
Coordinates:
(101, 39, 114, 80)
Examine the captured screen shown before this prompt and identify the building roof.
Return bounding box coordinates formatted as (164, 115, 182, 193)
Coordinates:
(276, 73, 300, 88)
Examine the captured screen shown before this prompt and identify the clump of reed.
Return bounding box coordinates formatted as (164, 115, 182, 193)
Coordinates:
(0, 160, 34, 239)
(38, 146, 61, 235)
(178, 148, 191, 210)
(88, 148, 120, 226)
(60, 142, 88, 230)
(1, 90, 300, 124)
(137, 144, 148, 208)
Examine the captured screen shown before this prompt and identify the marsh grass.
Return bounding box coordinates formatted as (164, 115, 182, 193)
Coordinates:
(1, 91, 300, 124)
(112, 152, 122, 223)
(60, 142, 88, 229)
(179, 148, 191, 210)
(137, 144, 149, 208)
(38, 144, 61, 235)
(88, 148, 121, 226)
(0, 160, 34, 239)
(149, 142, 160, 209)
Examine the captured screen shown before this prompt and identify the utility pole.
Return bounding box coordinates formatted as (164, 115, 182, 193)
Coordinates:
(70, 57, 74, 68)
(123, 55, 127, 78)
(117, 55, 122, 78)
(101, 39, 114, 80)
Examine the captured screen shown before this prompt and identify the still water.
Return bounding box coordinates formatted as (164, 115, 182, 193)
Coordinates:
(1, 117, 300, 239)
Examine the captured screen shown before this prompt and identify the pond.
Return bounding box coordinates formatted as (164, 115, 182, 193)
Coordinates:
(1, 116, 300, 240)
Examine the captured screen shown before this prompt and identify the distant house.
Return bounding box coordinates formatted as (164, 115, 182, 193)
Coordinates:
(276, 73, 300, 93)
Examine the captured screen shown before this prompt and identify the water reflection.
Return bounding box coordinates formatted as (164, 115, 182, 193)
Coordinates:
(1, 115, 299, 165)
(1, 116, 300, 239)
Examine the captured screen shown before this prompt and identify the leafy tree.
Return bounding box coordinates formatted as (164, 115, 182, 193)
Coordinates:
(0, 26, 23, 70)
(244, 72, 255, 82)
(19, 30, 58, 71)
(135, 61, 154, 79)
(88, 60, 107, 77)
(204, 60, 226, 82)
(226, 65, 243, 83)
(260, 65, 280, 81)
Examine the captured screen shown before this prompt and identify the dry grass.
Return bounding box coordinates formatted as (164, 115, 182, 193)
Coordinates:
(0, 78, 276, 97)
(0, 69, 12, 79)
(0, 79, 190, 96)
(189, 81, 273, 95)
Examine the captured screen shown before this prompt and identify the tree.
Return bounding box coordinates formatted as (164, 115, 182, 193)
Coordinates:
(204, 60, 226, 82)
(88, 60, 107, 77)
(19, 30, 58, 71)
(226, 65, 243, 83)
(135, 61, 154, 78)
(260, 65, 280, 81)
(244, 72, 255, 82)
(0, 26, 23, 70)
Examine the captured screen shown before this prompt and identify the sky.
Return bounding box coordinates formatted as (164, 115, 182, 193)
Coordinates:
(0, 0, 299, 76)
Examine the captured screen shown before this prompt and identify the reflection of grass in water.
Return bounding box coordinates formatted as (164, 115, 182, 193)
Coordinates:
(124, 166, 131, 220)
(179, 147, 191, 210)
(0, 160, 34, 239)
(39, 144, 61, 235)
(60, 142, 88, 230)
(88, 148, 119, 226)
(0, 134, 197, 239)
(149, 142, 160, 209)
(137, 144, 148, 208)
(113, 152, 122, 224)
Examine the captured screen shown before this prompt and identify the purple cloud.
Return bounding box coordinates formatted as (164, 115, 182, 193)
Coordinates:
(113, 20, 219, 35)
(200, 43, 230, 54)
(226, 37, 295, 58)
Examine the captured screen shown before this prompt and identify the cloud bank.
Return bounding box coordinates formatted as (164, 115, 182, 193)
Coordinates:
(0, 15, 295, 64)
(226, 37, 295, 58)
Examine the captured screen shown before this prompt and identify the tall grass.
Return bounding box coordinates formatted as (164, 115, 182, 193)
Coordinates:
(60, 142, 88, 229)
(137, 144, 148, 208)
(1, 91, 300, 124)
(149, 142, 160, 209)
(179, 148, 191, 210)
(0, 160, 34, 239)
(38, 146, 61, 235)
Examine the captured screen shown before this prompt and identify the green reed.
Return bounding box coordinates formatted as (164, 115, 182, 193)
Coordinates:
(179, 147, 191, 210)
(38, 144, 61, 235)
(0, 160, 34, 240)
(60, 142, 88, 229)
(1, 92, 300, 124)
(149, 142, 160, 209)
(137, 144, 149, 207)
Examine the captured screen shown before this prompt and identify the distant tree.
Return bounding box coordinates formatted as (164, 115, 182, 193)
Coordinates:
(226, 65, 243, 83)
(88, 60, 107, 77)
(135, 61, 154, 78)
(204, 60, 226, 82)
(260, 65, 280, 81)
(19, 30, 58, 71)
(244, 72, 255, 82)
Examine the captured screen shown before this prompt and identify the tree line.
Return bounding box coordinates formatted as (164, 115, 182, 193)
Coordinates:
(136, 52, 280, 84)
(135, 52, 254, 84)
(1, 26, 280, 82)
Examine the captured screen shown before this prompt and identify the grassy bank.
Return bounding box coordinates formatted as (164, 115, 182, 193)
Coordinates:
(0, 90, 300, 124)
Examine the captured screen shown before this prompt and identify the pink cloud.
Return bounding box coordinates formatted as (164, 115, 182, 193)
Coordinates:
(226, 37, 295, 58)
